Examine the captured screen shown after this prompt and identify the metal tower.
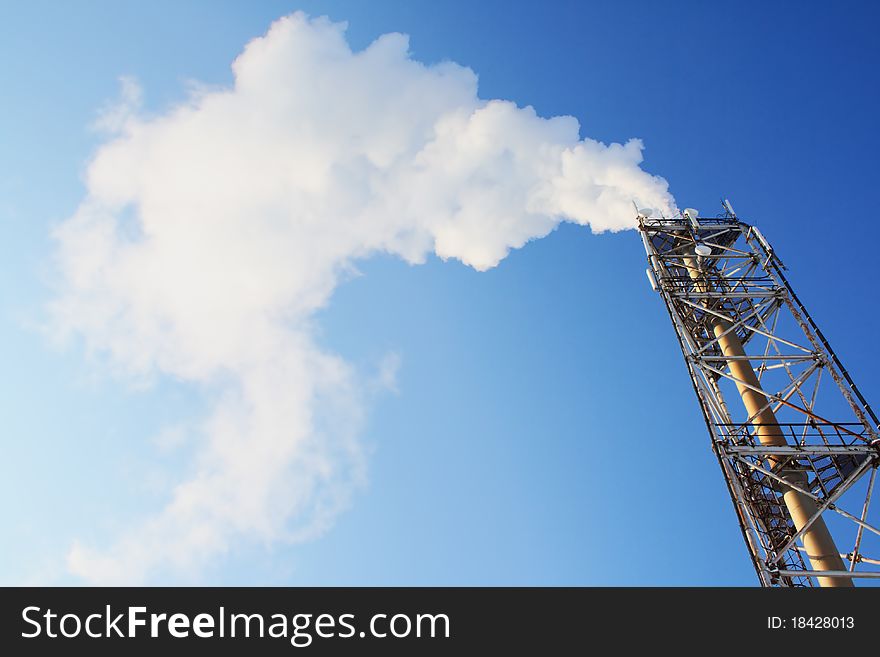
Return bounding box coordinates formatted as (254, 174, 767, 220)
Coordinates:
(639, 203, 880, 586)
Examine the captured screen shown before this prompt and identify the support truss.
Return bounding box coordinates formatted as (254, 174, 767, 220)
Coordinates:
(640, 205, 880, 586)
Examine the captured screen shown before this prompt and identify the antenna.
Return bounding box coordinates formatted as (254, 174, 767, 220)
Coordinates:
(634, 202, 654, 220)
(722, 198, 737, 218)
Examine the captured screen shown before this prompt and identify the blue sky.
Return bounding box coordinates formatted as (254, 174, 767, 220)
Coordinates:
(1, 1, 878, 585)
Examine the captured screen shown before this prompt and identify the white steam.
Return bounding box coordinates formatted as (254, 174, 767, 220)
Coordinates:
(51, 13, 675, 583)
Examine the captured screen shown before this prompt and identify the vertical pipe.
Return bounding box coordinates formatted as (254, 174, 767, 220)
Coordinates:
(686, 253, 851, 587)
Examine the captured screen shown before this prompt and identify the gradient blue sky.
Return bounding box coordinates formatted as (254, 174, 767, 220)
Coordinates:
(1, 1, 878, 585)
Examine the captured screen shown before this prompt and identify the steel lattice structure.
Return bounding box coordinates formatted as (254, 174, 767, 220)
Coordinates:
(639, 203, 880, 586)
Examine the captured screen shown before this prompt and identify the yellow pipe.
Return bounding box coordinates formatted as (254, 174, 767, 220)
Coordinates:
(687, 253, 851, 587)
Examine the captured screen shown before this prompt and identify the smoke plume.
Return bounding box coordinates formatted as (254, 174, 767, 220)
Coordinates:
(51, 13, 675, 583)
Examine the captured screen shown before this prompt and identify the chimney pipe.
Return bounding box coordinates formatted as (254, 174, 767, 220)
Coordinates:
(685, 249, 851, 587)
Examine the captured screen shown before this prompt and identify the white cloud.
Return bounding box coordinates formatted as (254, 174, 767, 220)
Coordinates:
(50, 12, 675, 583)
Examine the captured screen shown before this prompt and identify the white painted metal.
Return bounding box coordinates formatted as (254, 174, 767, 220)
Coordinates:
(639, 206, 880, 587)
